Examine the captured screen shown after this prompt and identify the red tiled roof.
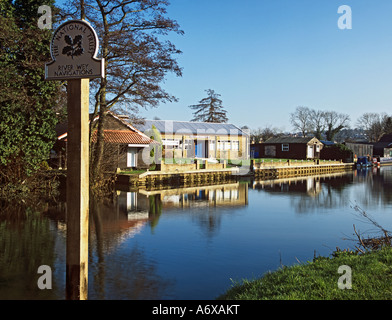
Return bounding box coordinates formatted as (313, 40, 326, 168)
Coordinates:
(56, 111, 159, 145)
(91, 130, 155, 145)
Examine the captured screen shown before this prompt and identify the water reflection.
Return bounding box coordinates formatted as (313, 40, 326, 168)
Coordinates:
(358, 167, 392, 205)
(0, 167, 392, 299)
(88, 193, 173, 300)
(253, 173, 354, 214)
(0, 202, 63, 300)
(252, 168, 392, 214)
(137, 183, 249, 237)
(88, 183, 249, 298)
(138, 183, 248, 209)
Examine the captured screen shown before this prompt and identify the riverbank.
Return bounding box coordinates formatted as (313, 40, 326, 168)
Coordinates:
(219, 246, 392, 300)
(115, 160, 354, 188)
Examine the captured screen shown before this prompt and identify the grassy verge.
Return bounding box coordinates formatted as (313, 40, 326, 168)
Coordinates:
(218, 247, 392, 300)
(252, 158, 332, 164)
(226, 158, 333, 167)
(119, 169, 148, 175)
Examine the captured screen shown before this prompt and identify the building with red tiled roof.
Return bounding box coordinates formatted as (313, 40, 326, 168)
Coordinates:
(91, 129, 154, 145)
(53, 111, 158, 170)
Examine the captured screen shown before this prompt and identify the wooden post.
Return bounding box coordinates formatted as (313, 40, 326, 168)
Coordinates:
(182, 135, 185, 158)
(66, 79, 90, 300)
(45, 19, 104, 301)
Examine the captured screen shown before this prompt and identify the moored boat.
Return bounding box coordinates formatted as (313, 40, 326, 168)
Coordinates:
(356, 156, 372, 168)
(380, 157, 392, 166)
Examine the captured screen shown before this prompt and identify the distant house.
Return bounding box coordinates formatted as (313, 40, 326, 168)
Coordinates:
(261, 136, 323, 159)
(54, 111, 157, 170)
(373, 134, 392, 157)
(134, 120, 250, 160)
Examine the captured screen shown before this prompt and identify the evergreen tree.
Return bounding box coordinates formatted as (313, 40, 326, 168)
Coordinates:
(189, 89, 228, 123)
(0, 0, 62, 186)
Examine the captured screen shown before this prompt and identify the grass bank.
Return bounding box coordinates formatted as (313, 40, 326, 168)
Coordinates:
(218, 247, 392, 300)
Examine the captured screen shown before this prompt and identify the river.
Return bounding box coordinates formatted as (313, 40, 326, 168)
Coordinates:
(1, 166, 392, 300)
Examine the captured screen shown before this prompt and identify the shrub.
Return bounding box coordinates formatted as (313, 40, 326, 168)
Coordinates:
(320, 144, 353, 162)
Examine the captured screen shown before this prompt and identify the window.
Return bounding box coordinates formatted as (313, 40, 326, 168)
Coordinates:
(217, 141, 224, 151)
(162, 139, 180, 149)
(209, 140, 215, 151)
(231, 141, 239, 151)
(218, 140, 231, 151)
(316, 145, 320, 152)
(182, 139, 192, 150)
(265, 145, 276, 157)
(282, 144, 289, 152)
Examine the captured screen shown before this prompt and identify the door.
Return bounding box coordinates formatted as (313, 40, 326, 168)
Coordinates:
(195, 141, 203, 158)
(307, 145, 314, 159)
(127, 148, 137, 167)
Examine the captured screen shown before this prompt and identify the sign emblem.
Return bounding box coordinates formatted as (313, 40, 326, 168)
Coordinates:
(45, 19, 104, 80)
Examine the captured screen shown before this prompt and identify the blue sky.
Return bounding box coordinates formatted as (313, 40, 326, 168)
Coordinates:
(143, 0, 392, 131)
(57, 0, 392, 131)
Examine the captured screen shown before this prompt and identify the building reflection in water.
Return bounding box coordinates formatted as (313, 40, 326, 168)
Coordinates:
(114, 183, 248, 238)
(253, 175, 324, 197)
(83, 183, 251, 263)
(137, 182, 248, 209)
(252, 172, 355, 214)
(88, 192, 171, 300)
(354, 167, 392, 206)
(252, 173, 352, 195)
(86, 182, 249, 298)
(251, 167, 392, 214)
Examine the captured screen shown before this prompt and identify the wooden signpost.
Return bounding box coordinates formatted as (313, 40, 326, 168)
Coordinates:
(45, 20, 104, 300)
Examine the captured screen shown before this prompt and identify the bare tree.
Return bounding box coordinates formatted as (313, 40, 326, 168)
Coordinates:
(250, 125, 281, 143)
(61, 0, 183, 187)
(324, 111, 350, 141)
(290, 106, 312, 137)
(356, 113, 381, 142)
(309, 109, 326, 140)
(356, 113, 380, 130)
(356, 112, 392, 142)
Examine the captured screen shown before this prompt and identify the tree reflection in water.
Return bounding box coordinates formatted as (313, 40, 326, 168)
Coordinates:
(0, 202, 61, 299)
